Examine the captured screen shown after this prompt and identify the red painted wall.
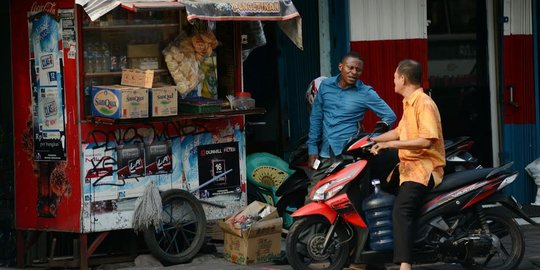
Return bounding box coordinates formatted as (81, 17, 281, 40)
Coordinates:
(503, 35, 535, 124)
(350, 39, 429, 130)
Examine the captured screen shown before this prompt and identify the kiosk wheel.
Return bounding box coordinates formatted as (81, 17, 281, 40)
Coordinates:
(143, 189, 206, 265)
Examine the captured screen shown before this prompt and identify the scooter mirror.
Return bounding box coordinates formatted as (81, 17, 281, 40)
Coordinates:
(374, 121, 389, 134)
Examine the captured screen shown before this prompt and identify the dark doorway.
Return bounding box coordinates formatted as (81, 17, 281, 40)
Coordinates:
(243, 0, 321, 159)
(0, 2, 15, 267)
(427, 0, 493, 167)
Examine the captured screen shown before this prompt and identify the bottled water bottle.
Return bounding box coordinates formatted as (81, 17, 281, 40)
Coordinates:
(101, 42, 111, 73)
(84, 43, 94, 73)
(362, 179, 395, 251)
(93, 42, 103, 73)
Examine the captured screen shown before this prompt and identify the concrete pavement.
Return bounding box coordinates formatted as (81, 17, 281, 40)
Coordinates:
(4, 221, 538, 270)
(99, 223, 540, 270)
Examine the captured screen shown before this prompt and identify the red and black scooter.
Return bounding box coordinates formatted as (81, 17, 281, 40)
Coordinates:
(285, 122, 540, 270)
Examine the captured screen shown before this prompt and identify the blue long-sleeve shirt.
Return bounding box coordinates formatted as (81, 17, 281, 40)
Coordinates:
(307, 75, 396, 157)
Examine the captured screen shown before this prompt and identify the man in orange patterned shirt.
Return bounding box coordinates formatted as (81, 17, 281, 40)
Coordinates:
(370, 59, 445, 270)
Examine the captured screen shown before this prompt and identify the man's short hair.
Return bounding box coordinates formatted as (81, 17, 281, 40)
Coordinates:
(397, 59, 422, 85)
(341, 51, 364, 64)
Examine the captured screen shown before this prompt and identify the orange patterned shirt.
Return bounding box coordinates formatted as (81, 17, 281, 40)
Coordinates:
(395, 89, 445, 187)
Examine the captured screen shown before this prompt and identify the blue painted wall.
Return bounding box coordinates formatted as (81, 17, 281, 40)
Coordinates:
(502, 125, 538, 203)
(277, 0, 321, 157)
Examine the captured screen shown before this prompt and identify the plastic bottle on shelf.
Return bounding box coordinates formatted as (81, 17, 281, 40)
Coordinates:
(232, 91, 255, 110)
(101, 42, 111, 73)
(93, 42, 103, 73)
(83, 43, 94, 73)
(362, 179, 395, 251)
(110, 44, 118, 72)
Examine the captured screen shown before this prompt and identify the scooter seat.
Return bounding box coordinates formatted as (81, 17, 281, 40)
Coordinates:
(431, 167, 494, 193)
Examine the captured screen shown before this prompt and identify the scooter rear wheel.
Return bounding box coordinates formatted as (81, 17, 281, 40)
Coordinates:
(286, 216, 350, 270)
(461, 211, 524, 270)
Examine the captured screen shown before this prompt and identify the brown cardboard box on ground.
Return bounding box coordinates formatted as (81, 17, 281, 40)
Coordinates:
(218, 201, 283, 265)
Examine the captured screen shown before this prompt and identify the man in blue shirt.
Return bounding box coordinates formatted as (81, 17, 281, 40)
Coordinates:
(307, 51, 396, 167)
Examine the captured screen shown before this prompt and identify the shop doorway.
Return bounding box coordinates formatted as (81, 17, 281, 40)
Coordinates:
(427, 0, 493, 167)
(243, 0, 321, 158)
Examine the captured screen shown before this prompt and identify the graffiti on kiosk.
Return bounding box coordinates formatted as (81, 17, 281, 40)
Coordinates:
(83, 122, 205, 188)
(81, 119, 247, 232)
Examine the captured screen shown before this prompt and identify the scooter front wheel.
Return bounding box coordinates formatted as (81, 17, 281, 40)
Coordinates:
(286, 216, 350, 270)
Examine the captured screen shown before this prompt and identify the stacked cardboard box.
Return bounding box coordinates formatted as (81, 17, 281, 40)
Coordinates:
(92, 69, 182, 119)
(149, 84, 178, 117)
(127, 44, 160, 70)
(91, 85, 149, 119)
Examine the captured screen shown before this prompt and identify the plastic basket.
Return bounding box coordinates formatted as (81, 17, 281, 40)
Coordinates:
(178, 97, 222, 113)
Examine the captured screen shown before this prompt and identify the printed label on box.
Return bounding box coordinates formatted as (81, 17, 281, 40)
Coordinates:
(145, 141, 173, 175)
(150, 86, 178, 117)
(93, 89, 120, 117)
(116, 143, 145, 180)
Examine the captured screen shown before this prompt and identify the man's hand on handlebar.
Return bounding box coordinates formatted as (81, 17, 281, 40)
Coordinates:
(370, 142, 391, 155)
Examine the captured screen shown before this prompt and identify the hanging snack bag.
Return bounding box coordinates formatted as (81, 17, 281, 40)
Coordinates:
(163, 30, 219, 96)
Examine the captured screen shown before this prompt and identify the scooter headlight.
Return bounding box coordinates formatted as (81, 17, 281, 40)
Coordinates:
(311, 181, 345, 201)
(310, 160, 364, 201)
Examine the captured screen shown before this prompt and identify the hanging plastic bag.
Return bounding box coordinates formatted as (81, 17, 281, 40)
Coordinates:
(163, 33, 201, 96)
(163, 30, 219, 96)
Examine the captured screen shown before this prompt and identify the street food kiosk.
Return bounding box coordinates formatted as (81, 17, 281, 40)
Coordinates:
(10, 0, 302, 268)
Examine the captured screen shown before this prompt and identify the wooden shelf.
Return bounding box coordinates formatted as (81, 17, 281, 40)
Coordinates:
(82, 23, 179, 31)
(85, 108, 266, 125)
(84, 69, 170, 78)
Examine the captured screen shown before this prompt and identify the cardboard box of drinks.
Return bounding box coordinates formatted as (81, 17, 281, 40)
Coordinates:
(91, 84, 182, 119)
(91, 85, 149, 119)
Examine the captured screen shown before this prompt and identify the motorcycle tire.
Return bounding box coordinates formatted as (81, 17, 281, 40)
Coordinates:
(143, 189, 206, 266)
(461, 211, 524, 270)
(286, 216, 350, 270)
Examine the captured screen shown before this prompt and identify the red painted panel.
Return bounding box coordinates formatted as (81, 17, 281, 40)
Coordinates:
(503, 35, 535, 124)
(11, 0, 81, 232)
(350, 39, 429, 131)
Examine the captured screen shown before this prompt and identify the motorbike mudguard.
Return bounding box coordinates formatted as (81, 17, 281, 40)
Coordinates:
(291, 202, 337, 223)
(483, 192, 540, 227)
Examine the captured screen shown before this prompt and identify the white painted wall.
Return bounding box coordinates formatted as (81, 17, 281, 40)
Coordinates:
(349, 0, 427, 41)
(504, 0, 532, 35)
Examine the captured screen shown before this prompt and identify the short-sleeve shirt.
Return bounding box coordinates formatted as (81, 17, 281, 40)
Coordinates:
(395, 89, 445, 187)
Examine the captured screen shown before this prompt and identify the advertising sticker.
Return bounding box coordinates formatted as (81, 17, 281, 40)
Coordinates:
(29, 12, 66, 161)
(197, 142, 240, 198)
